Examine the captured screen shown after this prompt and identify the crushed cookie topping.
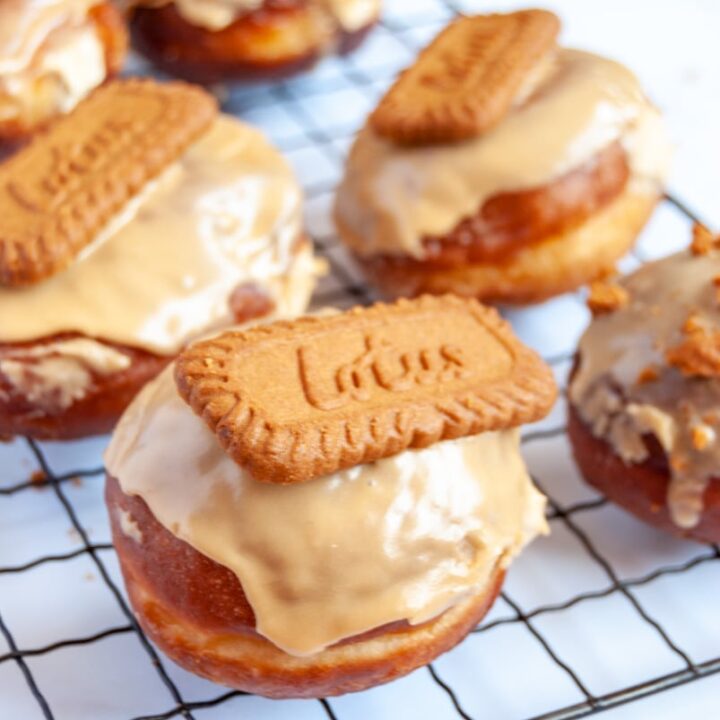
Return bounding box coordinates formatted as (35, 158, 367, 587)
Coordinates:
(586, 280, 630, 316)
(666, 312, 720, 378)
(636, 365, 660, 385)
(691, 423, 715, 451)
(683, 312, 707, 334)
(690, 223, 720, 256)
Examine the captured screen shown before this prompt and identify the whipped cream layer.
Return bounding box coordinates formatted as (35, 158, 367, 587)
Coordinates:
(106, 364, 548, 656)
(0, 0, 106, 120)
(0, 115, 314, 357)
(0, 338, 131, 411)
(133, 0, 379, 32)
(571, 250, 720, 529)
(335, 49, 671, 259)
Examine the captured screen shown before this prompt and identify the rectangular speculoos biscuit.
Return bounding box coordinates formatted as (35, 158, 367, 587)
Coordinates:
(0, 79, 217, 286)
(370, 10, 560, 145)
(175, 295, 557, 484)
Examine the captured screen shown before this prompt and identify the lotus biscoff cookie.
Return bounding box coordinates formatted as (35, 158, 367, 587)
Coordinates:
(105, 294, 556, 697)
(334, 10, 672, 305)
(0, 78, 320, 440)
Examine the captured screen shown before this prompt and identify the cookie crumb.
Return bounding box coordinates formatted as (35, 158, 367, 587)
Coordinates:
(666, 313, 720, 377)
(690, 223, 720, 256)
(30, 469, 47, 487)
(587, 280, 630, 316)
(637, 365, 660, 385)
(691, 423, 715, 451)
(683, 312, 706, 334)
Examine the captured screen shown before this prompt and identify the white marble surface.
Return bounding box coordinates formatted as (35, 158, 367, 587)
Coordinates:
(2, 1, 720, 718)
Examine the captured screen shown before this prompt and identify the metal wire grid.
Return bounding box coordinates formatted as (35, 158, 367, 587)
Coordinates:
(1, 2, 719, 718)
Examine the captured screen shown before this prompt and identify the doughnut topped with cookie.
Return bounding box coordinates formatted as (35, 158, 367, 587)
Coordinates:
(0, 78, 318, 440)
(568, 226, 720, 543)
(127, 0, 381, 82)
(334, 10, 672, 304)
(0, 0, 127, 143)
(105, 295, 556, 697)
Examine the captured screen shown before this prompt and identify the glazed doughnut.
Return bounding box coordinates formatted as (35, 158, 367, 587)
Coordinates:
(0, 0, 127, 143)
(107, 474, 505, 697)
(334, 11, 671, 305)
(127, 0, 380, 83)
(568, 229, 720, 543)
(0, 80, 319, 440)
(105, 296, 555, 696)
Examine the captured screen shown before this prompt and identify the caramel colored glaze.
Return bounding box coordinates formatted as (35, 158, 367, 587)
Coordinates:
(568, 403, 720, 545)
(107, 475, 503, 696)
(418, 141, 628, 268)
(0, 2, 127, 142)
(0, 286, 274, 439)
(130, 3, 375, 83)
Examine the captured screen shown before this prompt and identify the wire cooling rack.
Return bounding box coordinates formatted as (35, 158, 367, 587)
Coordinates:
(2, 1, 720, 718)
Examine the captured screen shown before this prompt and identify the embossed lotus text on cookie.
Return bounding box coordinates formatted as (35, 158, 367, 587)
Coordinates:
(175, 296, 557, 484)
(298, 335, 471, 410)
(0, 79, 217, 286)
(369, 10, 560, 145)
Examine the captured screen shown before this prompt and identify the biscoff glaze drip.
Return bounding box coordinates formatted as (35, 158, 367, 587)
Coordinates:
(0, 115, 311, 355)
(335, 49, 671, 258)
(106, 364, 548, 657)
(571, 249, 720, 529)
(132, 0, 380, 32)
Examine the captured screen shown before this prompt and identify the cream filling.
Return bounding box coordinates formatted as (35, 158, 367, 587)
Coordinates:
(570, 250, 720, 529)
(133, 0, 378, 32)
(118, 507, 144, 543)
(106, 364, 548, 657)
(0, 0, 100, 74)
(0, 338, 131, 410)
(168, 0, 262, 31)
(335, 48, 672, 259)
(35, 22, 105, 112)
(322, 0, 380, 31)
(0, 115, 315, 355)
(0, 1, 105, 119)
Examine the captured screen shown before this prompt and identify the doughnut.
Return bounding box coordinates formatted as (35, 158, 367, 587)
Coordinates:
(106, 473, 506, 697)
(0, 0, 127, 143)
(0, 79, 319, 440)
(568, 228, 720, 543)
(105, 295, 556, 696)
(334, 11, 671, 305)
(127, 0, 380, 83)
